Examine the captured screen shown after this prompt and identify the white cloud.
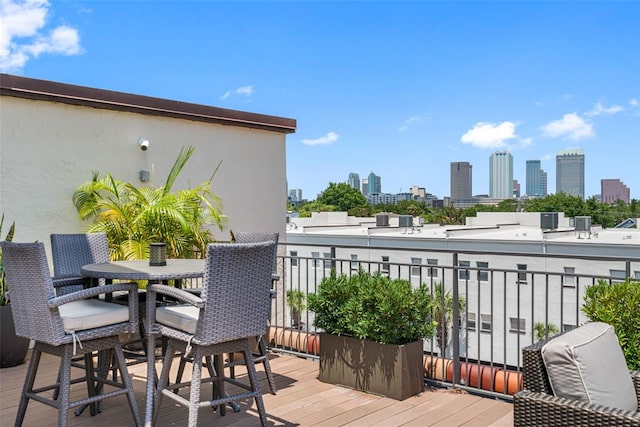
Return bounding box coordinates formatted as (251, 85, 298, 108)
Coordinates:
(585, 102, 624, 117)
(630, 98, 638, 108)
(541, 113, 593, 140)
(220, 85, 253, 100)
(302, 132, 339, 146)
(0, 0, 82, 73)
(397, 114, 427, 132)
(460, 121, 517, 149)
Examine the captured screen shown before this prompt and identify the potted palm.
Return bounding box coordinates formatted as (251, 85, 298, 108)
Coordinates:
(308, 269, 436, 400)
(0, 214, 30, 368)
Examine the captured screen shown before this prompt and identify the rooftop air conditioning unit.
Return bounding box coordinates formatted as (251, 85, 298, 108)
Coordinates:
(540, 212, 558, 230)
(575, 216, 591, 231)
(399, 215, 413, 228)
(376, 214, 389, 227)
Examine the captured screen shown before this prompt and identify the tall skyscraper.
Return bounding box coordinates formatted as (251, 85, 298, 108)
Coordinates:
(450, 162, 472, 200)
(367, 172, 381, 194)
(361, 178, 369, 196)
(526, 160, 546, 196)
(348, 172, 360, 191)
(489, 151, 513, 199)
(288, 188, 303, 202)
(556, 149, 585, 198)
(601, 179, 630, 204)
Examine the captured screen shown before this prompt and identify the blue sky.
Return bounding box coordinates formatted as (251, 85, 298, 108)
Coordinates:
(2, 0, 639, 200)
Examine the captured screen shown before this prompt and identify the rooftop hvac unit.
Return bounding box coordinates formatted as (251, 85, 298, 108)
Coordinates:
(575, 216, 591, 231)
(399, 215, 413, 228)
(540, 212, 558, 230)
(376, 214, 389, 227)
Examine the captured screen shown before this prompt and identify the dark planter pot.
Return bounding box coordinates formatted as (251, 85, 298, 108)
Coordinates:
(0, 305, 30, 368)
(318, 332, 424, 400)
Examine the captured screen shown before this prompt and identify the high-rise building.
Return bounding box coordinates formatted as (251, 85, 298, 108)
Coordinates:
(288, 188, 303, 202)
(556, 149, 585, 198)
(526, 160, 546, 196)
(348, 172, 360, 191)
(601, 179, 630, 204)
(489, 151, 513, 199)
(513, 180, 521, 198)
(450, 162, 472, 200)
(361, 178, 369, 196)
(367, 172, 381, 194)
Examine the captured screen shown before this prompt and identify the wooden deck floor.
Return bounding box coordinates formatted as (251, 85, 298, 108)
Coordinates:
(0, 350, 513, 426)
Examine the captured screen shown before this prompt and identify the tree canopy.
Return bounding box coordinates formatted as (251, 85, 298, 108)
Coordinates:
(316, 182, 367, 212)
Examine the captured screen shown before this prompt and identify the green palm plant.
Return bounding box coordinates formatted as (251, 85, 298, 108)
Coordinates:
(286, 289, 307, 329)
(72, 146, 226, 260)
(0, 214, 16, 306)
(533, 321, 559, 341)
(431, 283, 466, 356)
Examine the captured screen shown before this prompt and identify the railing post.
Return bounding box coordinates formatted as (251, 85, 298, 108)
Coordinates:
(452, 252, 460, 386)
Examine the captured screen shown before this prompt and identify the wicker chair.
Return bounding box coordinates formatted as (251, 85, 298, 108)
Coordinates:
(148, 241, 276, 427)
(0, 241, 141, 427)
(514, 334, 640, 426)
(50, 233, 110, 296)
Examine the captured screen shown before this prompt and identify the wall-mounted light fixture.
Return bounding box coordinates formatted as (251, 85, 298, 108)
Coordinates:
(139, 170, 150, 182)
(138, 138, 150, 151)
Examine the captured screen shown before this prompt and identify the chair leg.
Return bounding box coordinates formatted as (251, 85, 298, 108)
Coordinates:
(112, 343, 142, 427)
(58, 346, 73, 427)
(15, 349, 41, 427)
(83, 352, 98, 416)
(242, 344, 268, 427)
(257, 336, 277, 395)
(187, 348, 204, 427)
(153, 345, 177, 424)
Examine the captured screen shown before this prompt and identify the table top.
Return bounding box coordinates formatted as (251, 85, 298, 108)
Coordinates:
(81, 259, 205, 281)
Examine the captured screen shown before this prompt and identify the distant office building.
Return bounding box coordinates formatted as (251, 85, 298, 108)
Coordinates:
(288, 188, 303, 202)
(601, 179, 630, 204)
(409, 185, 426, 199)
(348, 172, 360, 191)
(450, 162, 472, 200)
(513, 180, 521, 198)
(361, 178, 369, 196)
(367, 172, 381, 195)
(489, 151, 513, 199)
(556, 149, 585, 198)
(526, 160, 547, 196)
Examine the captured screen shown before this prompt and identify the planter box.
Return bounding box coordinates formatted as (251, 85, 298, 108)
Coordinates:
(0, 305, 30, 368)
(318, 332, 424, 400)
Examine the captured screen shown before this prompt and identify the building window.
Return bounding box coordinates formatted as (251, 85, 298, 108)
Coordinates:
(427, 258, 439, 278)
(609, 269, 626, 283)
(517, 264, 528, 284)
(459, 260, 470, 281)
(290, 250, 298, 267)
(311, 251, 320, 269)
(477, 261, 489, 282)
(563, 266, 576, 287)
(509, 317, 526, 334)
(323, 252, 332, 270)
(466, 312, 477, 331)
(411, 258, 422, 277)
(350, 254, 359, 271)
(381, 256, 390, 275)
(563, 324, 577, 333)
(480, 314, 492, 333)
(634, 271, 640, 280)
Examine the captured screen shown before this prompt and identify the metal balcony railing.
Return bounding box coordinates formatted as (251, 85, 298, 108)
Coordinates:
(265, 242, 639, 401)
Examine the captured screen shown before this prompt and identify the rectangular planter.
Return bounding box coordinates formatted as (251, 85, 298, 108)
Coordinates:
(318, 332, 424, 400)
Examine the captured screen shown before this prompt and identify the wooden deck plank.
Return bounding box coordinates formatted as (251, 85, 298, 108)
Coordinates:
(0, 350, 514, 426)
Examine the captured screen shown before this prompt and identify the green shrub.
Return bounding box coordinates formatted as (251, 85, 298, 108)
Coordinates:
(582, 278, 640, 370)
(308, 269, 436, 345)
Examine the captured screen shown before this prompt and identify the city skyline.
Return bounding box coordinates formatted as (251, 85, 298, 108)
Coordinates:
(2, 1, 638, 200)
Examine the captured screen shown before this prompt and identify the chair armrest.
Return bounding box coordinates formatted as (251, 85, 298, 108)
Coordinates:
(147, 283, 204, 308)
(47, 282, 139, 308)
(514, 390, 640, 427)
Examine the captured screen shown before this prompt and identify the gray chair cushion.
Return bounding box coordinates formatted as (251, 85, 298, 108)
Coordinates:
(59, 300, 130, 332)
(541, 321, 637, 412)
(156, 305, 199, 334)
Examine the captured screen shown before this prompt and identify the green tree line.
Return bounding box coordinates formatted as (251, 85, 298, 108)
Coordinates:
(290, 182, 639, 228)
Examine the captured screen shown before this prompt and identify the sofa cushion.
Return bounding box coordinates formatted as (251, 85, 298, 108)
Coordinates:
(156, 304, 199, 334)
(541, 321, 637, 412)
(59, 299, 129, 332)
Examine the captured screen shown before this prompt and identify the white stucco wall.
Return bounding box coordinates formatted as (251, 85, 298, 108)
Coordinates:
(0, 95, 288, 252)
